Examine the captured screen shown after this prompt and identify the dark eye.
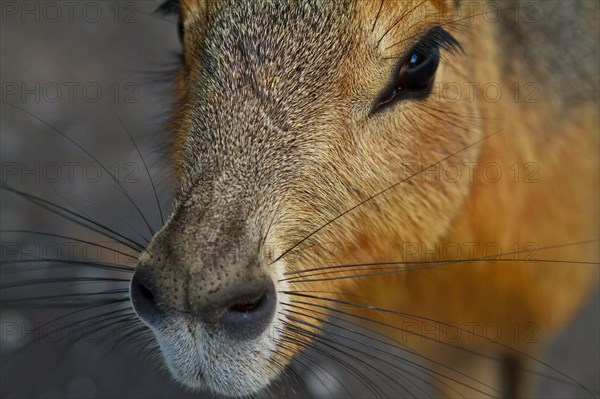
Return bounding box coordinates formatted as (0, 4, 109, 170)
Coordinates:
(371, 27, 460, 115)
(398, 51, 440, 91)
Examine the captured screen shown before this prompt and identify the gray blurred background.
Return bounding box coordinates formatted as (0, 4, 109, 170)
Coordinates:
(1, 1, 598, 398)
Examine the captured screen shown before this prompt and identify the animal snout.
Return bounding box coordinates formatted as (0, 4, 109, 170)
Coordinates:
(130, 268, 276, 341)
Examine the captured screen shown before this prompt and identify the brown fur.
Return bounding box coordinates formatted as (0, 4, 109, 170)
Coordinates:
(133, 0, 599, 396)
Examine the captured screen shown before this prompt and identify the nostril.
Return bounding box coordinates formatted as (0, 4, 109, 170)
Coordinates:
(228, 291, 267, 313)
(218, 280, 276, 340)
(138, 281, 156, 303)
(130, 271, 163, 326)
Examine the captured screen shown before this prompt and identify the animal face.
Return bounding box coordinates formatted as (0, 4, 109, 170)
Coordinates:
(130, 0, 482, 395)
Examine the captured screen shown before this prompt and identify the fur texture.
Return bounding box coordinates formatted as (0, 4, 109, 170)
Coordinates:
(133, 0, 599, 396)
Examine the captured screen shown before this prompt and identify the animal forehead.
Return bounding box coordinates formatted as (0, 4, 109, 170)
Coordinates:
(174, 1, 451, 150)
(178, 0, 453, 102)
(186, 1, 354, 67)
(180, 0, 448, 47)
(180, 0, 448, 17)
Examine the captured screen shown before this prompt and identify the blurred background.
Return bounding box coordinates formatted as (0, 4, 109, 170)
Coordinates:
(1, 1, 598, 398)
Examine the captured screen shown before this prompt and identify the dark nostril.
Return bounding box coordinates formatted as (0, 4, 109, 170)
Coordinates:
(218, 279, 276, 340)
(130, 271, 163, 326)
(228, 291, 266, 313)
(138, 281, 155, 303)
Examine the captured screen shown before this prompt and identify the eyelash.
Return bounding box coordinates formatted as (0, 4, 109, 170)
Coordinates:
(408, 27, 461, 63)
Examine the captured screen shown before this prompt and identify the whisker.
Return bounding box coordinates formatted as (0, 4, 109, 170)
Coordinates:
(106, 321, 148, 356)
(2, 289, 131, 305)
(271, 128, 503, 266)
(282, 303, 497, 398)
(284, 258, 599, 284)
(3, 101, 156, 236)
(384, 4, 519, 52)
(47, 305, 133, 338)
(371, 0, 385, 33)
(136, 334, 159, 366)
(279, 321, 386, 397)
(285, 303, 490, 392)
(284, 314, 438, 399)
(1, 303, 132, 367)
(1, 277, 131, 289)
(65, 312, 138, 349)
(1, 259, 134, 274)
(282, 321, 415, 398)
(266, 347, 307, 395)
(1, 229, 138, 260)
(286, 311, 485, 398)
(283, 292, 596, 397)
(110, 107, 165, 226)
(377, 0, 427, 48)
(281, 239, 599, 281)
(57, 313, 139, 363)
(1, 298, 130, 310)
(278, 337, 341, 398)
(115, 324, 150, 349)
(50, 186, 151, 244)
(278, 326, 386, 398)
(1, 184, 145, 251)
(284, 297, 585, 392)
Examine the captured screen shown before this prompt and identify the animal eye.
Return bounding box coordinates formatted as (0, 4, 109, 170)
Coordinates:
(397, 50, 440, 91)
(371, 27, 460, 115)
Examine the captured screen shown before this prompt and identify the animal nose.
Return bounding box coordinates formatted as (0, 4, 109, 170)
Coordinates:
(130, 270, 163, 326)
(131, 269, 276, 340)
(213, 278, 277, 341)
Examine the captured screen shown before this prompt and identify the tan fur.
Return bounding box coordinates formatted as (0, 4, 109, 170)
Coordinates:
(134, 0, 599, 396)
